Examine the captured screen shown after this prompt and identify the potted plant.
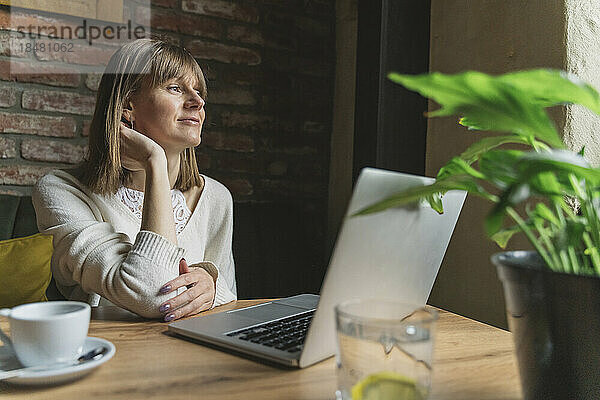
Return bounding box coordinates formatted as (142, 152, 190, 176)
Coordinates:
(354, 69, 600, 399)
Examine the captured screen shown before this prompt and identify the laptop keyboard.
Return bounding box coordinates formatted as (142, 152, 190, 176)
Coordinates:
(225, 310, 315, 353)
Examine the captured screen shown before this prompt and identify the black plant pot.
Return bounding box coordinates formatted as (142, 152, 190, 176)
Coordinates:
(492, 251, 600, 400)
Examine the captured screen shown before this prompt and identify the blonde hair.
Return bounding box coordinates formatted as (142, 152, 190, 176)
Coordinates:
(81, 38, 207, 195)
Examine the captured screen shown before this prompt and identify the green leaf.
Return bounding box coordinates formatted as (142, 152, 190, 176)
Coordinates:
(527, 171, 564, 198)
(484, 150, 600, 199)
(499, 69, 600, 115)
(520, 148, 590, 167)
(458, 116, 483, 130)
(490, 225, 522, 248)
(479, 150, 523, 188)
(532, 203, 561, 227)
(437, 156, 486, 181)
(552, 219, 587, 251)
(485, 208, 506, 238)
(388, 71, 564, 148)
(565, 219, 587, 247)
(426, 192, 444, 213)
(484, 150, 600, 242)
(517, 150, 600, 185)
(352, 174, 491, 216)
(459, 135, 531, 164)
(487, 180, 534, 238)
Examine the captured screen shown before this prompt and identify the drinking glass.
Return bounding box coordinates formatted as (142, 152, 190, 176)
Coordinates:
(335, 299, 438, 400)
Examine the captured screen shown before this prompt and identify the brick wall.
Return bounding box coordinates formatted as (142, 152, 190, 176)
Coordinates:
(0, 0, 335, 296)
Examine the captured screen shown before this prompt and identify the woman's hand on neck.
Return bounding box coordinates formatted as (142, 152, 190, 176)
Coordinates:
(128, 150, 181, 192)
(120, 121, 182, 192)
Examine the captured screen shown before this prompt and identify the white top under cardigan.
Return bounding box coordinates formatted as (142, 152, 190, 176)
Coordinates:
(32, 170, 237, 318)
(115, 185, 192, 235)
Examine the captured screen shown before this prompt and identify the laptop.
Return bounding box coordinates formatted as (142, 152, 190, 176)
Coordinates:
(168, 167, 466, 368)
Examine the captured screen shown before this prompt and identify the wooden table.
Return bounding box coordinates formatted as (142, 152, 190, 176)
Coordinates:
(0, 300, 522, 399)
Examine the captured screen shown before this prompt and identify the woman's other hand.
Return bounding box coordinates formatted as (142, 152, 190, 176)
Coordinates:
(158, 258, 216, 322)
(120, 122, 165, 171)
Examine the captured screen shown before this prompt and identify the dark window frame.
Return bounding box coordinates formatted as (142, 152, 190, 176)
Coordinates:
(353, 0, 431, 181)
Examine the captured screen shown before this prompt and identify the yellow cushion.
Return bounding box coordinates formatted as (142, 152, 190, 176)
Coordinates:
(0, 233, 53, 308)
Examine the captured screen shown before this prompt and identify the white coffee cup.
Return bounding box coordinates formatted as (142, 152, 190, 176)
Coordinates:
(0, 301, 91, 367)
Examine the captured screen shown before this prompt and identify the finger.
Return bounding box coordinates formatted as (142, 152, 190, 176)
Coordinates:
(172, 285, 200, 308)
(162, 278, 213, 310)
(160, 272, 198, 295)
(163, 294, 213, 322)
(179, 259, 194, 289)
(182, 299, 213, 318)
(179, 258, 189, 275)
(170, 298, 213, 321)
(160, 268, 211, 294)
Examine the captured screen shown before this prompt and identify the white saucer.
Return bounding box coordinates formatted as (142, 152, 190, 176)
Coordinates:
(0, 336, 115, 386)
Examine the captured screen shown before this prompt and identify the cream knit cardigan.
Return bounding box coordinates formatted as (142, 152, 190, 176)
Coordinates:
(32, 170, 237, 318)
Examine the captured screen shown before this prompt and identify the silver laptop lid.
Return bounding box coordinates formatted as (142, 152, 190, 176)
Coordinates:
(299, 167, 466, 367)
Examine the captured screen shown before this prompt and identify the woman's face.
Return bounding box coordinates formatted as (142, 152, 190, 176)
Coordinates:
(129, 73, 205, 154)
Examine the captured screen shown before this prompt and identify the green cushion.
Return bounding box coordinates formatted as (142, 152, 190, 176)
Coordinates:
(0, 233, 53, 308)
(0, 195, 64, 301)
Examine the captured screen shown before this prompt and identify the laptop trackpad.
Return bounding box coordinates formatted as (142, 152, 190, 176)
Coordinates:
(228, 303, 305, 323)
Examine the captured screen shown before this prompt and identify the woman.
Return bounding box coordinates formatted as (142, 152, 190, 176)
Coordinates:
(32, 38, 237, 321)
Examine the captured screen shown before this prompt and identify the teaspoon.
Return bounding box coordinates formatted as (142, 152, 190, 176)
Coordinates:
(0, 346, 108, 380)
